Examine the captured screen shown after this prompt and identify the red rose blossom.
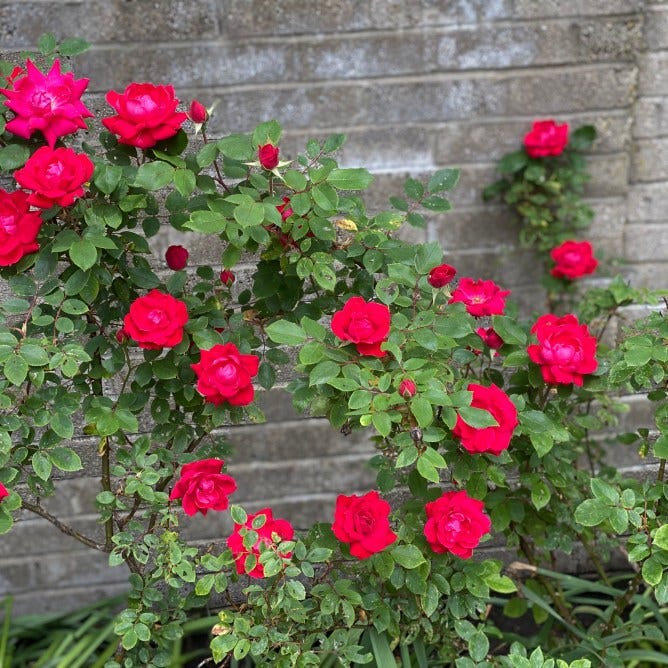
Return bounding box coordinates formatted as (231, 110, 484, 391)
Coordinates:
(102, 82, 187, 149)
(258, 143, 279, 170)
(331, 296, 391, 357)
(14, 146, 94, 209)
(428, 263, 457, 288)
(277, 196, 293, 221)
(0, 483, 8, 501)
(191, 342, 259, 406)
(399, 378, 417, 398)
(165, 244, 188, 270)
(550, 240, 598, 280)
(123, 289, 188, 349)
(423, 490, 491, 559)
(476, 327, 504, 350)
(449, 278, 510, 317)
(527, 313, 598, 386)
(219, 269, 235, 286)
(227, 507, 294, 578)
(187, 99, 208, 124)
(0, 59, 93, 148)
(524, 120, 569, 158)
(453, 383, 518, 456)
(0, 189, 43, 266)
(169, 458, 237, 516)
(332, 491, 397, 559)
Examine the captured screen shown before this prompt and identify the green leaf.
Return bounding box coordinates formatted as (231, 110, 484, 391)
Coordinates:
(642, 556, 663, 587)
(58, 37, 90, 56)
(50, 447, 82, 472)
(458, 406, 498, 428)
(498, 151, 528, 174)
(174, 168, 197, 196)
(491, 315, 527, 345)
(417, 457, 439, 483)
(486, 574, 517, 594)
(265, 320, 307, 346)
(19, 344, 49, 366)
(410, 397, 433, 427)
(252, 120, 282, 147)
(312, 262, 336, 291)
(468, 631, 489, 662)
(574, 499, 609, 527)
(4, 354, 28, 385)
(391, 544, 425, 569)
(569, 125, 597, 151)
(0, 144, 30, 170)
(257, 362, 276, 390)
(50, 413, 74, 439)
(93, 164, 123, 195)
(531, 480, 551, 510)
(185, 210, 227, 234)
(326, 168, 373, 190)
(32, 451, 52, 481)
(133, 162, 174, 190)
(217, 133, 253, 161)
(233, 198, 265, 227)
(654, 525, 668, 551)
(428, 168, 460, 193)
(69, 239, 98, 271)
(372, 412, 392, 437)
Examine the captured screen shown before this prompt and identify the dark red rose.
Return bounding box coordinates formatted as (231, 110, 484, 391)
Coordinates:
(423, 490, 491, 558)
(453, 383, 518, 456)
(331, 296, 391, 358)
(0, 483, 8, 501)
(169, 458, 237, 516)
(428, 263, 457, 288)
(476, 327, 504, 350)
(165, 244, 188, 270)
(449, 278, 510, 317)
(123, 289, 188, 349)
(258, 143, 279, 170)
(527, 313, 597, 386)
(0, 189, 43, 266)
(524, 120, 569, 158)
(550, 240, 598, 280)
(187, 99, 208, 124)
(276, 196, 293, 221)
(115, 328, 129, 344)
(219, 269, 235, 286)
(227, 508, 294, 578)
(399, 378, 417, 398)
(332, 491, 397, 559)
(191, 342, 259, 406)
(102, 82, 187, 149)
(14, 146, 94, 209)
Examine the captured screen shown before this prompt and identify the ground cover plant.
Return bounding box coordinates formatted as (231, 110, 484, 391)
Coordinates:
(0, 37, 667, 668)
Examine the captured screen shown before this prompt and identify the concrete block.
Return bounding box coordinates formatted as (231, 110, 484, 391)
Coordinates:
(621, 261, 668, 287)
(631, 137, 668, 182)
(624, 222, 668, 261)
(633, 97, 668, 139)
(639, 52, 668, 96)
(627, 183, 668, 221)
(513, 0, 644, 18)
(645, 6, 668, 49)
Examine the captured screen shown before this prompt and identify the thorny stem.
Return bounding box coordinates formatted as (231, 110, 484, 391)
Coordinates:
(100, 436, 113, 551)
(202, 130, 231, 193)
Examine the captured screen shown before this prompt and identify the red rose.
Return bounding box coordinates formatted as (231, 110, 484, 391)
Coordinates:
(527, 314, 598, 386)
(332, 491, 397, 559)
(219, 269, 235, 286)
(191, 342, 259, 406)
(277, 196, 293, 221)
(227, 507, 294, 578)
(0, 59, 93, 147)
(476, 327, 504, 350)
(423, 490, 491, 559)
(454, 383, 518, 456)
(0, 483, 8, 501)
(14, 146, 94, 209)
(115, 328, 129, 344)
(524, 120, 569, 158)
(331, 296, 391, 357)
(123, 289, 188, 350)
(449, 278, 510, 317)
(428, 263, 457, 288)
(102, 82, 187, 149)
(165, 244, 188, 270)
(0, 189, 43, 266)
(399, 378, 417, 398)
(169, 458, 237, 516)
(187, 99, 208, 124)
(258, 143, 279, 170)
(550, 240, 598, 280)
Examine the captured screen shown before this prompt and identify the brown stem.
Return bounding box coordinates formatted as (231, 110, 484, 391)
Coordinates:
(202, 130, 231, 193)
(578, 532, 612, 586)
(658, 458, 666, 483)
(99, 436, 113, 551)
(21, 499, 107, 551)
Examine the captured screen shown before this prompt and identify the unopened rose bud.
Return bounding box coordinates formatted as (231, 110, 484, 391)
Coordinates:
(188, 99, 208, 124)
(116, 328, 129, 344)
(220, 269, 235, 286)
(476, 327, 504, 350)
(399, 378, 417, 398)
(165, 244, 188, 270)
(258, 143, 279, 170)
(428, 263, 457, 288)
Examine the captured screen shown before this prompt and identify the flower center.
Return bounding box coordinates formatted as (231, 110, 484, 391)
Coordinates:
(215, 363, 238, 384)
(127, 94, 158, 117)
(470, 295, 485, 304)
(0, 214, 17, 235)
(45, 160, 65, 180)
(147, 308, 165, 325)
(31, 88, 55, 111)
(355, 510, 375, 535)
(349, 315, 374, 339)
(445, 512, 465, 533)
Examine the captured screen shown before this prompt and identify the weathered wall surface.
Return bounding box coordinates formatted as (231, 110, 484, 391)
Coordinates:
(0, 0, 665, 613)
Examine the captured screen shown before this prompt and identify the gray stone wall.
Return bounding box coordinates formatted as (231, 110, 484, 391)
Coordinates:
(0, 0, 666, 613)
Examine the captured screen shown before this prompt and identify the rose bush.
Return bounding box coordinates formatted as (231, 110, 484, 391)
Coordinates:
(0, 42, 666, 668)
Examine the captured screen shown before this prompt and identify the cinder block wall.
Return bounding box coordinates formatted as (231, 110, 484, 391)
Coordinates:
(0, 1, 665, 614)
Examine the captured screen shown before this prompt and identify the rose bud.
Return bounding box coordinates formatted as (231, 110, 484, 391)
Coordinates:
(428, 263, 456, 288)
(116, 328, 129, 344)
(220, 269, 235, 286)
(165, 244, 189, 270)
(187, 99, 208, 124)
(399, 378, 417, 398)
(258, 143, 279, 170)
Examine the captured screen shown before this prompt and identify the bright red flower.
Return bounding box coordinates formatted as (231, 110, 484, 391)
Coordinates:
(276, 196, 293, 221)
(428, 263, 457, 288)
(424, 490, 491, 559)
(14, 146, 94, 209)
(102, 82, 187, 149)
(258, 143, 279, 170)
(0, 59, 92, 147)
(332, 491, 397, 559)
(524, 120, 569, 158)
(169, 459, 237, 516)
(527, 314, 598, 386)
(476, 327, 504, 350)
(227, 508, 294, 578)
(191, 343, 259, 406)
(453, 383, 518, 456)
(0, 483, 8, 501)
(219, 269, 235, 286)
(0, 189, 43, 266)
(165, 244, 188, 270)
(331, 296, 391, 357)
(123, 289, 188, 349)
(187, 99, 208, 124)
(449, 278, 510, 317)
(550, 240, 598, 280)
(399, 378, 417, 398)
